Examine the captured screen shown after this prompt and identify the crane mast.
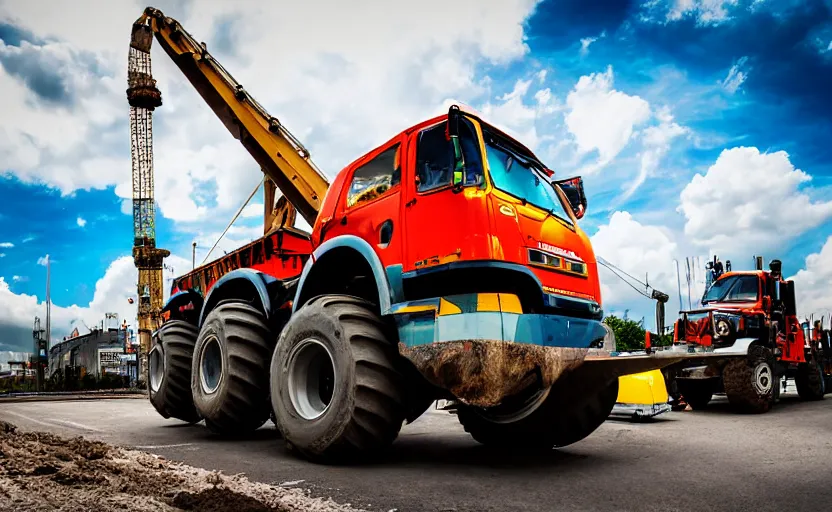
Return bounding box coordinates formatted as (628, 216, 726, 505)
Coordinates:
(127, 23, 170, 386)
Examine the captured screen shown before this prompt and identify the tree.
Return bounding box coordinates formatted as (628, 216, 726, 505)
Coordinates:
(603, 315, 646, 352)
(604, 315, 674, 352)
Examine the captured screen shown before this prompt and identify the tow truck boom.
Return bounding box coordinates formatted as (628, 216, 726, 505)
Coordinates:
(131, 7, 330, 227)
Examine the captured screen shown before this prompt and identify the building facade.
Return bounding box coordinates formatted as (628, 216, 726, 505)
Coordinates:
(49, 328, 136, 380)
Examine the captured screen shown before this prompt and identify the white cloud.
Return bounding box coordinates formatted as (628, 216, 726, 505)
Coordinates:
(477, 77, 560, 152)
(667, 0, 739, 25)
(0, 37, 129, 194)
(579, 31, 605, 56)
(624, 105, 688, 200)
(722, 56, 749, 94)
(592, 211, 679, 308)
(11, 276, 26, 283)
(789, 236, 832, 321)
(76, 216, 87, 228)
(565, 66, 651, 171)
(678, 147, 832, 257)
(0, 254, 5, 258)
(242, 203, 264, 219)
(590, 211, 710, 329)
(580, 37, 598, 55)
(0, 242, 12, 248)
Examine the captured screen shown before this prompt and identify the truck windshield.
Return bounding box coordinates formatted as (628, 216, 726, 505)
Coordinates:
(702, 275, 759, 304)
(483, 129, 572, 224)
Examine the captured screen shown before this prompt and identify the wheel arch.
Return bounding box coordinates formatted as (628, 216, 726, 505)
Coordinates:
(198, 268, 280, 327)
(293, 235, 395, 314)
(162, 290, 204, 324)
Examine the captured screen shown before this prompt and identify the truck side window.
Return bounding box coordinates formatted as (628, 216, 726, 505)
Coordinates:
(346, 144, 401, 208)
(416, 119, 482, 192)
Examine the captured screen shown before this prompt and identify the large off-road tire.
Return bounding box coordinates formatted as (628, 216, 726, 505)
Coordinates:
(676, 379, 714, 410)
(270, 295, 407, 463)
(191, 302, 274, 435)
(148, 320, 201, 423)
(457, 377, 619, 450)
(795, 358, 826, 400)
(723, 346, 775, 414)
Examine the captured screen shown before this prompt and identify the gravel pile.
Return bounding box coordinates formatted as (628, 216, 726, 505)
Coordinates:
(0, 421, 363, 511)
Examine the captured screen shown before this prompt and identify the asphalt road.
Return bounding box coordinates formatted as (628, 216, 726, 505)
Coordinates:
(2, 392, 831, 512)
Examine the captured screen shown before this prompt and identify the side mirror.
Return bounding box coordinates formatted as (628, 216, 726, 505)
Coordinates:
(554, 176, 587, 219)
(446, 105, 465, 190)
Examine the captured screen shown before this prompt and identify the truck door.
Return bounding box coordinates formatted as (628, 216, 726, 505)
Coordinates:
(402, 118, 490, 272)
(333, 140, 404, 268)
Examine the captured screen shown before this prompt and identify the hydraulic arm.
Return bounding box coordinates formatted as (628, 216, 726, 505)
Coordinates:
(131, 7, 330, 227)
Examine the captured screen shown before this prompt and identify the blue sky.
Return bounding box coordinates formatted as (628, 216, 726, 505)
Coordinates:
(1, 0, 831, 351)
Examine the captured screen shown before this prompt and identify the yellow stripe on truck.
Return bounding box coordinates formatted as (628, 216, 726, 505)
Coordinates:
(498, 293, 523, 314)
(438, 298, 462, 316)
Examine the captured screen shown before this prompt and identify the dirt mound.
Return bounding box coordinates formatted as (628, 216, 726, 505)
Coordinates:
(0, 420, 361, 511)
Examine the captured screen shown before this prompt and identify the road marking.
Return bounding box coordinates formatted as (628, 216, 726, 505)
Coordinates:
(53, 420, 103, 432)
(2, 410, 103, 433)
(134, 443, 194, 449)
(2, 410, 59, 429)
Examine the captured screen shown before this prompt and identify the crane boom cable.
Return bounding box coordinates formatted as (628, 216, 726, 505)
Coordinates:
(596, 256, 653, 300)
(597, 256, 650, 289)
(201, 177, 263, 265)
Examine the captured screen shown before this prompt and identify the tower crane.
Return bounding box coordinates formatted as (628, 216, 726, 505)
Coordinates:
(126, 11, 329, 383)
(127, 25, 170, 385)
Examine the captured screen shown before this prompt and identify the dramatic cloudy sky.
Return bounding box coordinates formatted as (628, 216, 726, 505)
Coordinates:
(1, 0, 831, 351)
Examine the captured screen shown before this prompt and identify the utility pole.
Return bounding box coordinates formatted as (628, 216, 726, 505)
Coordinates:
(673, 259, 683, 313)
(45, 255, 51, 353)
(685, 257, 693, 310)
(192, 242, 197, 270)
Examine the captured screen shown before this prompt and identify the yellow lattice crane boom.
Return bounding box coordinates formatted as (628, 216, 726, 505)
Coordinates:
(130, 7, 330, 229)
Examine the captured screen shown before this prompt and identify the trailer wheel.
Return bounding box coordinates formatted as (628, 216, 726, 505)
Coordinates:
(795, 358, 826, 400)
(191, 302, 274, 435)
(723, 346, 774, 413)
(457, 378, 619, 450)
(676, 379, 713, 410)
(148, 321, 201, 423)
(270, 295, 406, 462)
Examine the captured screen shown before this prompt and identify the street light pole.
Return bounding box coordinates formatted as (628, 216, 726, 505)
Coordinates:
(192, 242, 197, 270)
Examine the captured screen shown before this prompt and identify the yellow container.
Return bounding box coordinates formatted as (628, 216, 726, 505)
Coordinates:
(611, 369, 671, 420)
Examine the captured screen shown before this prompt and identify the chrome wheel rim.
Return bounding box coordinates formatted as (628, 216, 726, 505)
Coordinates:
(287, 338, 336, 420)
(148, 346, 164, 393)
(199, 335, 223, 395)
(753, 363, 772, 395)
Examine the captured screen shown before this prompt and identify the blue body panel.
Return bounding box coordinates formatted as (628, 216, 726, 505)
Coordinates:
(392, 306, 607, 350)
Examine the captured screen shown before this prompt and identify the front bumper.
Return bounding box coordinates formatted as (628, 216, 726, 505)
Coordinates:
(391, 293, 696, 407)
